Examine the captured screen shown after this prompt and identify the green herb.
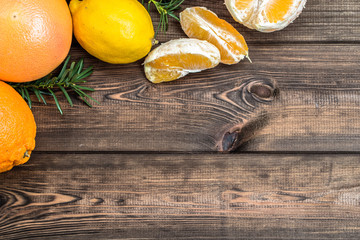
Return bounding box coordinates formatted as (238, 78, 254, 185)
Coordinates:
(142, 0, 185, 36)
(9, 56, 98, 115)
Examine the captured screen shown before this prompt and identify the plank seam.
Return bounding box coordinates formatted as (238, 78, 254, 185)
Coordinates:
(31, 151, 360, 155)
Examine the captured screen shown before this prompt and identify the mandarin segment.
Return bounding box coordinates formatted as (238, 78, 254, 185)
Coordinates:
(227, 0, 256, 24)
(225, 0, 307, 32)
(144, 39, 221, 83)
(265, 0, 294, 23)
(180, 7, 249, 65)
(0, 81, 36, 173)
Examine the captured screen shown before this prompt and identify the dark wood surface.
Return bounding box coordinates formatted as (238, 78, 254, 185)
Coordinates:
(1, 0, 360, 239)
(2, 154, 360, 239)
(33, 44, 360, 152)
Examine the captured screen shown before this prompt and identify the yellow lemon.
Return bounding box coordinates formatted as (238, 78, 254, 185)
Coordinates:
(69, 0, 155, 64)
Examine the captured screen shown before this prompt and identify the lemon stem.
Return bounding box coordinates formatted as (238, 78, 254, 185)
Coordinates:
(152, 39, 159, 46)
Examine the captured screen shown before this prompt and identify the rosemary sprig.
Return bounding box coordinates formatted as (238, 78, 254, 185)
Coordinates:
(9, 56, 98, 115)
(142, 0, 185, 36)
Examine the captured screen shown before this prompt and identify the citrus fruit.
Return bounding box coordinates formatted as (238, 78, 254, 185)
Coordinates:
(180, 7, 249, 65)
(225, 0, 307, 32)
(0, 0, 72, 83)
(69, 0, 155, 64)
(0, 81, 36, 173)
(144, 38, 221, 83)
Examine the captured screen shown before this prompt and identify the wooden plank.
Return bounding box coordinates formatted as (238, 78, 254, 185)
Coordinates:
(240, 88, 360, 152)
(66, 0, 360, 43)
(31, 44, 360, 152)
(152, 0, 360, 43)
(1, 153, 360, 239)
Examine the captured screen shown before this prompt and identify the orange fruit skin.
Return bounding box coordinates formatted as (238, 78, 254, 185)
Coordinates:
(0, 81, 36, 173)
(0, 0, 73, 83)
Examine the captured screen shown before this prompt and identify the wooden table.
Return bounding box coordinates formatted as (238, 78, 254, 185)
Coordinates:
(1, 0, 360, 239)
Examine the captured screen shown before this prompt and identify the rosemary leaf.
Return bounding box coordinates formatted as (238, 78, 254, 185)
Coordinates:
(24, 88, 31, 109)
(72, 85, 99, 104)
(20, 88, 25, 99)
(74, 85, 96, 91)
(58, 56, 70, 78)
(8, 56, 96, 114)
(77, 59, 84, 74)
(39, 92, 47, 105)
(76, 67, 93, 80)
(73, 88, 92, 108)
(33, 88, 42, 103)
(168, 12, 179, 21)
(68, 62, 77, 80)
(48, 88, 63, 115)
(143, 0, 185, 36)
(58, 85, 73, 107)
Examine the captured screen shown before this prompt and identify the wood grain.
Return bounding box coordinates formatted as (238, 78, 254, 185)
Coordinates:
(2, 1, 360, 239)
(239, 88, 360, 152)
(31, 44, 360, 152)
(65, 0, 360, 43)
(153, 0, 360, 43)
(2, 153, 360, 239)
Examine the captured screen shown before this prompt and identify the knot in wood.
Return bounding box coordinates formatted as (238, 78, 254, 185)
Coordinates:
(247, 80, 278, 102)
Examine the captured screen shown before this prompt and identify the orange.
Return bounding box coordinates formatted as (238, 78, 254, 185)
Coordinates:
(180, 7, 249, 65)
(144, 38, 221, 83)
(0, 81, 36, 173)
(0, 0, 73, 83)
(225, 0, 307, 32)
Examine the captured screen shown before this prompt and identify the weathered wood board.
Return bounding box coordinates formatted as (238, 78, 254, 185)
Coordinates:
(155, 0, 360, 43)
(2, 0, 360, 239)
(31, 0, 360, 152)
(32, 44, 360, 152)
(2, 153, 360, 239)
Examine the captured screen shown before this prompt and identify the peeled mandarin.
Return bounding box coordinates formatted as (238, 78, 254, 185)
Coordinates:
(144, 39, 221, 83)
(225, 0, 307, 32)
(180, 6, 249, 65)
